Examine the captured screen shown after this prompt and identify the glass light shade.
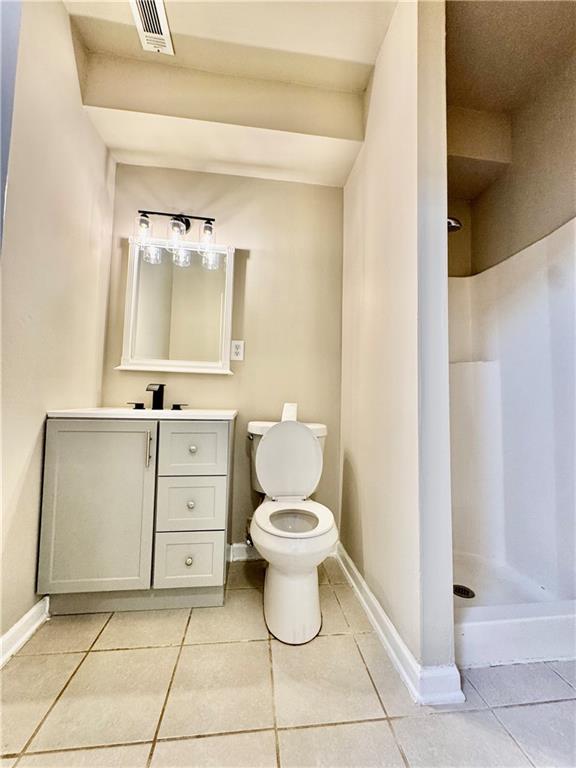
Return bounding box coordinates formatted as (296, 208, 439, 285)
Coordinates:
(202, 250, 221, 271)
(142, 245, 162, 265)
(201, 220, 214, 245)
(137, 213, 151, 240)
(170, 217, 186, 245)
(173, 247, 191, 267)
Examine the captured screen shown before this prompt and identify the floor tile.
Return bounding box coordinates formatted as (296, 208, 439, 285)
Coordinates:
(319, 586, 350, 635)
(17, 744, 151, 767)
(184, 590, 268, 644)
(29, 647, 178, 751)
(323, 557, 347, 585)
(152, 731, 277, 767)
(0, 758, 16, 767)
(279, 721, 404, 768)
(393, 711, 532, 767)
(17, 615, 110, 655)
(272, 634, 384, 727)
(549, 659, 576, 688)
(160, 641, 274, 738)
(226, 560, 266, 589)
(495, 700, 576, 768)
(1, 653, 83, 755)
(356, 634, 486, 717)
(333, 585, 372, 632)
(93, 609, 189, 650)
(466, 662, 576, 707)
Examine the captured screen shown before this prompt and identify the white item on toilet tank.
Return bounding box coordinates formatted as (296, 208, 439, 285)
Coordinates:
(281, 402, 298, 421)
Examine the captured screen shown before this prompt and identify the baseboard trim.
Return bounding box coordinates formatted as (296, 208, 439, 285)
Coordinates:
(1, 597, 50, 668)
(230, 542, 261, 561)
(336, 543, 464, 706)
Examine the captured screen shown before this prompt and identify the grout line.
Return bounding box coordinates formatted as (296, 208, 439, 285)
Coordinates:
(385, 719, 411, 768)
(490, 708, 537, 768)
(331, 584, 353, 633)
(14, 612, 116, 765)
(267, 638, 281, 768)
(352, 633, 389, 719)
(547, 661, 576, 691)
(155, 727, 275, 745)
(10, 740, 153, 758)
(145, 608, 192, 768)
(275, 716, 388, 733)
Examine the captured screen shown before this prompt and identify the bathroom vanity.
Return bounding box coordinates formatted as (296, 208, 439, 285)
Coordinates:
(37, 408, 236, 614)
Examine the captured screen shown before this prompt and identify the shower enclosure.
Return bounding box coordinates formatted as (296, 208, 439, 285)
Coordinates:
(448, 219, 575, 667)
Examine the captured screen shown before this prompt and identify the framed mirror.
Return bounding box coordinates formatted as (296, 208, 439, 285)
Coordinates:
(118, 237, 235, 374)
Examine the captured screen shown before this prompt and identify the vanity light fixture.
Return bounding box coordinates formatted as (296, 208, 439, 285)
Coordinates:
(135, 209, 218, 268)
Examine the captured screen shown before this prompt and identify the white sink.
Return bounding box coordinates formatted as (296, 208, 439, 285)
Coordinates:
(47, 408, 237, 421)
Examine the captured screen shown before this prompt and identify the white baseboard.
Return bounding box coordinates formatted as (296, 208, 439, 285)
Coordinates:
(230, 542, 261, 562)
(336, 543, 464, 706)
(1, 597, 50, 668)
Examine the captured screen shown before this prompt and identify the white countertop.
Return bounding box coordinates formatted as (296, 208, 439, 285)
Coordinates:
(47, 408, 238, 421)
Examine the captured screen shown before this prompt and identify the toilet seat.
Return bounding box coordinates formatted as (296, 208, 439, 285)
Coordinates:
(253, 499, 334, 539)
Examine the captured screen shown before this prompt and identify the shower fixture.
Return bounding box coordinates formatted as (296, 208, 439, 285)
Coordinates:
(448, 217, 463, 233)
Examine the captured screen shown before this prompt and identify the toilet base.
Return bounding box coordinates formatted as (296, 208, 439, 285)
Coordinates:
(264, 565, 321, 645)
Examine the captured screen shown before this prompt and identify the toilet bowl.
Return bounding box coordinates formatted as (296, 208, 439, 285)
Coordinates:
(248, 420, 338, 644)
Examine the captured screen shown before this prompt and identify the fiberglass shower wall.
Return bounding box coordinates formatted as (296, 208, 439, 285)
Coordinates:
(448, 218, 576, 604)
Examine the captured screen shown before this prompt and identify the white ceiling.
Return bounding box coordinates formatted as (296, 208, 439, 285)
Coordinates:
(64, 1, 397, 65)
(86, 107, 362, 186)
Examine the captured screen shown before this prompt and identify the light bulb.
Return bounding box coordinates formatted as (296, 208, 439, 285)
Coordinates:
(143, 245, 162, 265)
(202, 251, 221, 271)
(170, 217, 186, 245)
(201, 220, 214, 245)
(137, 213, 151, 241)
(173, 247, 191, 267)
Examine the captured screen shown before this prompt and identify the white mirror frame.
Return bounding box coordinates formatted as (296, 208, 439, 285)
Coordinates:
(117, 237, 235, 374)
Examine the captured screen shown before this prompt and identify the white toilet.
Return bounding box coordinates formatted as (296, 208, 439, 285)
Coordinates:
(248, 419, 338, 645)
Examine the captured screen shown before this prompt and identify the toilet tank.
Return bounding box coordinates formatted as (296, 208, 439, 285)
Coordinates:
(247, 421, 327, 494)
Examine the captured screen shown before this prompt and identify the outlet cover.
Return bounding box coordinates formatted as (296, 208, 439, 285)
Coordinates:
(231, 340, 245, 361)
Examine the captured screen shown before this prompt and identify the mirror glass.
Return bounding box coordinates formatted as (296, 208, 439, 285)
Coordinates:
(119, 239, 234, 373)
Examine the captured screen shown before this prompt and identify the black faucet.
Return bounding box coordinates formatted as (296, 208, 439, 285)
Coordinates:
(146, 383, 165, 410)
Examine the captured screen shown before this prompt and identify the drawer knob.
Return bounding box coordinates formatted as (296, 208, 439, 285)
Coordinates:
(187, 500, 196, 510)
(189, 445, 198, 454)
(185, 556, 194, 567)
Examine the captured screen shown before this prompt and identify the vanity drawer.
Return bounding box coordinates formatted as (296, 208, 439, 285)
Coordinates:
(156, 476, 227, 532)
(158, 422, 228, 476)
(153, 531, 225, 589)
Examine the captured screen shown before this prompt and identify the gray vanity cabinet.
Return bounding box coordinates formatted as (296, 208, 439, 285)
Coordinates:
(37, 419, 157, 594)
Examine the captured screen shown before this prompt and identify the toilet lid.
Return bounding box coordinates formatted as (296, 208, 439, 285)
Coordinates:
(255, 421, 323, 499)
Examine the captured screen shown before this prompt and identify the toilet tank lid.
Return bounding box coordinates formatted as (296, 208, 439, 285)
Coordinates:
(248, 421, 327, 437)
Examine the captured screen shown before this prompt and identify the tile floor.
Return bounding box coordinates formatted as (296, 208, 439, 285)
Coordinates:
(2, 558, 575, 768)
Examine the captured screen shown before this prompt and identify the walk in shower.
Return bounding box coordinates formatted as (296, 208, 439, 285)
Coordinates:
(448, 219, 575, 667)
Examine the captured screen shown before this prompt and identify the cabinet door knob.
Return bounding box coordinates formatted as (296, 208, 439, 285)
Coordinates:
(187, 500, 196, 510)
(185, 556, 194, 567)
(188, 445, 198, 454)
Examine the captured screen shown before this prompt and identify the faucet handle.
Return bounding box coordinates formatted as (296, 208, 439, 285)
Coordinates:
(127, 402, 145, 410)
(171, 404, 188, 411)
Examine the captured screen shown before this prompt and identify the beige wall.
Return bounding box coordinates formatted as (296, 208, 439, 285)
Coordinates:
(472, 54, 576, 272)
(447, 199, 472, 276)
(341, 1, 454, 665)
(102, 165, 343, 543)
(1, 1, 115, 633)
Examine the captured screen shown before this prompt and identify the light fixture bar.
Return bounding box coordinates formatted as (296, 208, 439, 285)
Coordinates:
(138, 210, 215, 224)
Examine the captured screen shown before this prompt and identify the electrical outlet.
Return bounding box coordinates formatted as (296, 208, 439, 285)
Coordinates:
(231, 340, 245, 361)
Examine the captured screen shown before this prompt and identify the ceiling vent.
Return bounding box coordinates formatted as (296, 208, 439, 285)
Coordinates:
(129, 0, 174, 55)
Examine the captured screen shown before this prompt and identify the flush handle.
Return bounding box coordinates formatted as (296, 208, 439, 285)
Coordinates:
(185, 556, 194, 567)
(186, 500, 196, 510)
(188, 445, 198, 454)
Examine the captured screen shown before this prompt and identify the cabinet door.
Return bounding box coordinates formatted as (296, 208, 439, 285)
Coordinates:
(37, 419, 157, 594)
